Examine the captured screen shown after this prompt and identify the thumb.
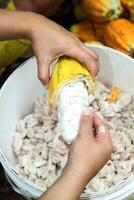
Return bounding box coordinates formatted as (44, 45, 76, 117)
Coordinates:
(37, 57, 50, 85)
(93, 111, 114, 155)
(78, 108, 94, 140)
(92, 111, 110, 141)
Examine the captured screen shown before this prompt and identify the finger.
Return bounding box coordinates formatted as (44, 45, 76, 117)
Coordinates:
(70, 33, 99, 61)
(81, 43, 99, 61)
(66, 46, 100, 77)
(78, 108, 94, 140)
(81, 45, 100, 74)
(82, 50, 100, 77)
(92, 111, 110, 140)
(92, 112, 114, 154)
(37, 57, 50, 85)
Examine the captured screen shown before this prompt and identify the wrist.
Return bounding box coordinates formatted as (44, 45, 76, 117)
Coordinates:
(64, 161, 94, 185)
(26, 12, 46, 42)
(59, 166, 86, 197)
(22, 12, 40, 40)
(62, 164, 89, 188)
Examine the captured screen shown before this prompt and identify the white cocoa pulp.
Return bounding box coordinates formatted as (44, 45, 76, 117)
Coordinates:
(58, 81, 92, 144)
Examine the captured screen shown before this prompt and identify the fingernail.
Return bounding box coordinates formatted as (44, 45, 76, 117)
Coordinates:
(94, 54, 99, 60)
(82, 107, 90, 116)
(89, 107, 95, 111)
(98, 126, 106, 134)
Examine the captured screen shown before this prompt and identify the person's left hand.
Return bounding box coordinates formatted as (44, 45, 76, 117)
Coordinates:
(29, 14, 99, 84)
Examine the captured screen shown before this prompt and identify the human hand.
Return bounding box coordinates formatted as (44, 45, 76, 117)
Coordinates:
(66, 108, 113, 185)
(0, 10, 99, 85)
(39, 109, 113, 200)
(29, 14, 99, 84)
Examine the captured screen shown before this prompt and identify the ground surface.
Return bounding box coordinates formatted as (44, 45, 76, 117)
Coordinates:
(0, 164, 24, 200)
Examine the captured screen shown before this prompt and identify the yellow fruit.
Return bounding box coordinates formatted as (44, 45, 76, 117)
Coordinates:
(93, 22, 109, 42)
(48, 56, 96, 106)
(0, 39, 30, 71)
(70, 21, 96, 42)
(107, 86, 119, 102)
(82, 0, 123, 22)
(104, 19, 134, 56)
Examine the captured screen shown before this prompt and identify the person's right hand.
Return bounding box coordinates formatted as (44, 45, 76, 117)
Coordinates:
(66, 108, 113, 185)
(39, 109, 113, 200)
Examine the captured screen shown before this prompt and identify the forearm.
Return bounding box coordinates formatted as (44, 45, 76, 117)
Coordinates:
(39, 166, 88, 200)
(0, 9, 38, 40)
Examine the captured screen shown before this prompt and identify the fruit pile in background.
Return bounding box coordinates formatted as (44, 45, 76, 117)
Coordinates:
(71, 0, 134, 57)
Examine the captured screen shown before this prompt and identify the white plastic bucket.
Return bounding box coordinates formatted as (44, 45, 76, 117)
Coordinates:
(0, 45, 134, 200)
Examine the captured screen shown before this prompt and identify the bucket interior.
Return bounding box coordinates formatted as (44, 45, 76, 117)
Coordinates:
(0, 57, 44, 165)
(0, 45, 134, 170)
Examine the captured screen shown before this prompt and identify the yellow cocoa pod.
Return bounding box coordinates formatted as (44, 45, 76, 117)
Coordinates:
(70, 21, 96, 42)
(0, 40, 30, 71)
(48, 56, 96, 106)
(82, 0, 123, 22)
(93, 22, 109, 42)
(104, 19, 134, 56)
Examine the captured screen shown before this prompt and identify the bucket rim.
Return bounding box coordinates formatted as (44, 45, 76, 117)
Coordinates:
(0, 151, 134, 197)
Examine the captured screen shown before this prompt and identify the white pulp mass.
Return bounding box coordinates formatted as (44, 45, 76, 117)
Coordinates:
(58, 81, 92, 144)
